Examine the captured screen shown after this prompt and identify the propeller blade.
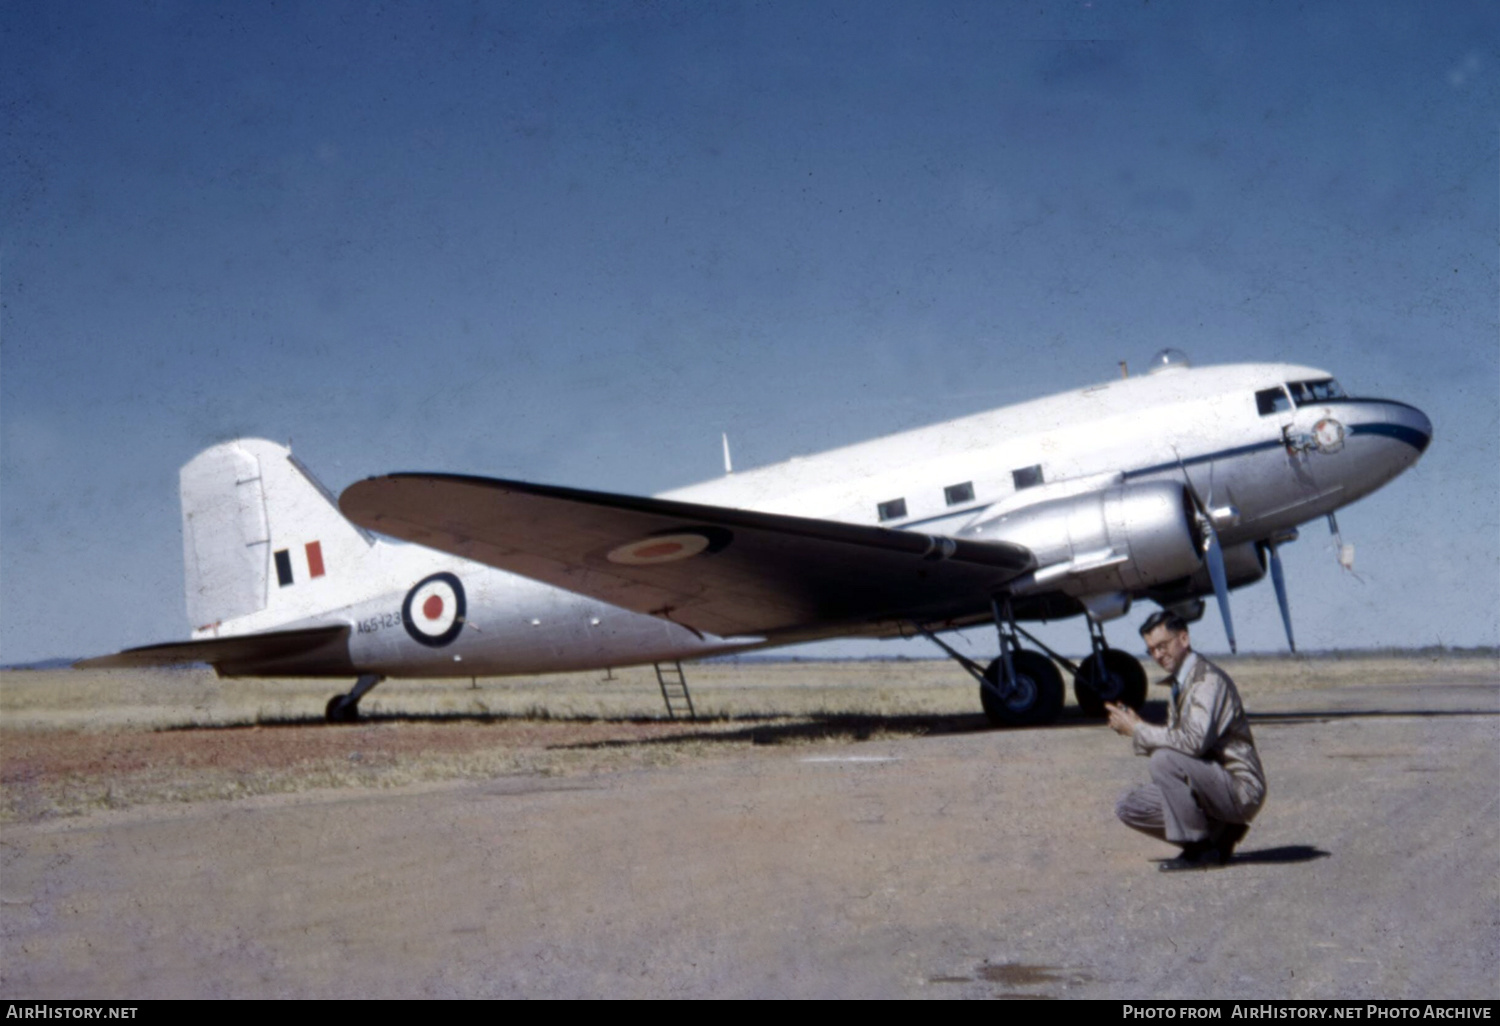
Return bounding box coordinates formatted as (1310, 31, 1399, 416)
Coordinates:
(1203, 522, 1237, 654)
(1267, 542, 1296, 653)
(1174, 461, 1238, 654)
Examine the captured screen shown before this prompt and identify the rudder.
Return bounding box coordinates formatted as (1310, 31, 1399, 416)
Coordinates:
(182, 439, 374, 636)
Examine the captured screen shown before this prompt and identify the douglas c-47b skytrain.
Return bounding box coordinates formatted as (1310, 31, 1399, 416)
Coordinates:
(83, 351, 1432, 724)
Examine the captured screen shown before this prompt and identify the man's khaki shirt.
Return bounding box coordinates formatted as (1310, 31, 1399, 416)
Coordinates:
(1132, 650, 1267, 812)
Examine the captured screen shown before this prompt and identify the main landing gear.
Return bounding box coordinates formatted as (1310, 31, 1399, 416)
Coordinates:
(325, 674, 385, 723)
(980, 648, 1063, 727)
(1072, 616, 1148, 718)
(921, 598, 1146, 727)
(921, 598, 1062, 727)
(980, 597, 1064, 727)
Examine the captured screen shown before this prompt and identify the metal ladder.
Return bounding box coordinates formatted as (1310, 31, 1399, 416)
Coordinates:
(653, 661, 696, 720)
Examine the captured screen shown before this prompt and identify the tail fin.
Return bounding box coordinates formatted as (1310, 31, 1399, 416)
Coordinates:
(181, 439, 374, 636)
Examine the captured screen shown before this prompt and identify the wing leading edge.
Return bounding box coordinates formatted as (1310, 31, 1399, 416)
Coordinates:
(340, 473, 1035, 639)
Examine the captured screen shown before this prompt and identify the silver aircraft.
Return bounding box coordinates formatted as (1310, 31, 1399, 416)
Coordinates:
(83, 350, 1432, 724)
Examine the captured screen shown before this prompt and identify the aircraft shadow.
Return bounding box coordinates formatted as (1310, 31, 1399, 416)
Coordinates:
(159, 711, 739, 732)
(161, 699, 1494, 736)
(166, 708, 1109, 736)
(553, 712, 1002, 749)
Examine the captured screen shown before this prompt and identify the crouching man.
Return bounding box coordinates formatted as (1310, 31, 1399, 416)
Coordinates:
(1106, 611, 1267, 871)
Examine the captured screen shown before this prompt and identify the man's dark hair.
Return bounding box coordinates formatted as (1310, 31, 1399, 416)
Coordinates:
(1139, 610, 1189, 638)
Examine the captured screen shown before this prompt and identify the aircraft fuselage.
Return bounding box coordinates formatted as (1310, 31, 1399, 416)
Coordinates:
(191, 360, 1432, 679)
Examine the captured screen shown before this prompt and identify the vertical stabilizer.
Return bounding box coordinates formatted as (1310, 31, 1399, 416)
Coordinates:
(182, 443, 270, 629)
(182, 439, 373, 636)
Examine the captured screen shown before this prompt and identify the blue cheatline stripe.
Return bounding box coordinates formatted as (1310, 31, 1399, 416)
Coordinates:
(899, 504, 991, 529)
(900, 439, 1286, 524)
(890, 420, 1428, 530)
(1123, 439, 1286, 480)
(1349, 422, 1431, 453)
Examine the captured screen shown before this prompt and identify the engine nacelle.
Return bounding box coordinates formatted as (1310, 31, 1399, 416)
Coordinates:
(959, 481, 1202, 597)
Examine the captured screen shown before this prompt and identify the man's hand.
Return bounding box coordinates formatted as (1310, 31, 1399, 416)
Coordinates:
(1106, 701, 1142, 738)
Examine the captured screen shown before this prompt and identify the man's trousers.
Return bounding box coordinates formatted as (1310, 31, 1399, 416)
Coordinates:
(1116, 747, 1253, 845)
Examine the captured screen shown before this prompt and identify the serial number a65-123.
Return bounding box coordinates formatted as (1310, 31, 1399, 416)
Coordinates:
(357, 612, 403, 634)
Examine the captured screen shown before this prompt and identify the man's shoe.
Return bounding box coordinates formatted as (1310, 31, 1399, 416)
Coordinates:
(1158, 842, 1223, 872)
(1214, 822, 1250, 863)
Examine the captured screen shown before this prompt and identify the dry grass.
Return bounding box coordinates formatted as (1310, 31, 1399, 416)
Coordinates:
(0, 661, 989, 731)
(0, 661, 986, 822)
(2, 653, 1493, 823)
(11, 652, 1489, 731)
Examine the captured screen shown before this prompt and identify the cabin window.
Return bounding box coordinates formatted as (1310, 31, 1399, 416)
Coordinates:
(274, 549, 293, 587)
(1256, 387, 1292, 416)
(1011, 465, 1044, 491)
(877, 498, 908, 521)
(944, 481, 975, 506)
(1287, 378, 1346, 405)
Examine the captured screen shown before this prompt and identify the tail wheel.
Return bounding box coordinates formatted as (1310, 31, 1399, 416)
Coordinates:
(325, 695, 359, 724)
(981, 650, 1064, 727)
(1073, 648, 1148, 717)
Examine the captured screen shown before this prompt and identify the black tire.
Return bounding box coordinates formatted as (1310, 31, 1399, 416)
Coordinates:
(325, 695, 359, 724)
(1072, 648, 1148, 717)
(981, 650, 1065, 727)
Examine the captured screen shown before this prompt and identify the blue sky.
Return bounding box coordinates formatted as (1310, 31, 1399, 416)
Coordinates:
(3, 1, 1496, 664)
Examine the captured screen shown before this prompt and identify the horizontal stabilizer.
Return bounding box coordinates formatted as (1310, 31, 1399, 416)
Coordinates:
(76, 624, 352, 677)
(340, 473, 1034, 637)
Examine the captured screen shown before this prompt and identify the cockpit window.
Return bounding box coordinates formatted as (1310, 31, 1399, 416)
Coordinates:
(1287, 379, 1346, 405)
(1256, 387, 1292, 416)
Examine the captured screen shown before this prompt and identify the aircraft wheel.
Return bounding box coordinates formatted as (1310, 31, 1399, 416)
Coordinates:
(1073, 648, 1148, 717)
(325, 695, 360, 724)
(981, 650, 1064, 727)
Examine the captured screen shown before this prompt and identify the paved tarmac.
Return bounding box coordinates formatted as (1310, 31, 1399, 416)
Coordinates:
(2, 675, 1496, 999)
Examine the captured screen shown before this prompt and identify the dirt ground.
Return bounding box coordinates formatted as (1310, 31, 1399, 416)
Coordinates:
(2, 655, 1496, 998)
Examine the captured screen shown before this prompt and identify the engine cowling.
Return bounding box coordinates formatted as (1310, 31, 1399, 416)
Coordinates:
(1153, 540, 1267, 601)
(959, 481, 1203, 596)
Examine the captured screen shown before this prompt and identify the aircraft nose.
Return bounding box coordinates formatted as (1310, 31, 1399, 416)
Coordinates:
(1383, 401, 1433, 456)
(1325, 399, 1431, 499)
(1341, 399, 1432, 465)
